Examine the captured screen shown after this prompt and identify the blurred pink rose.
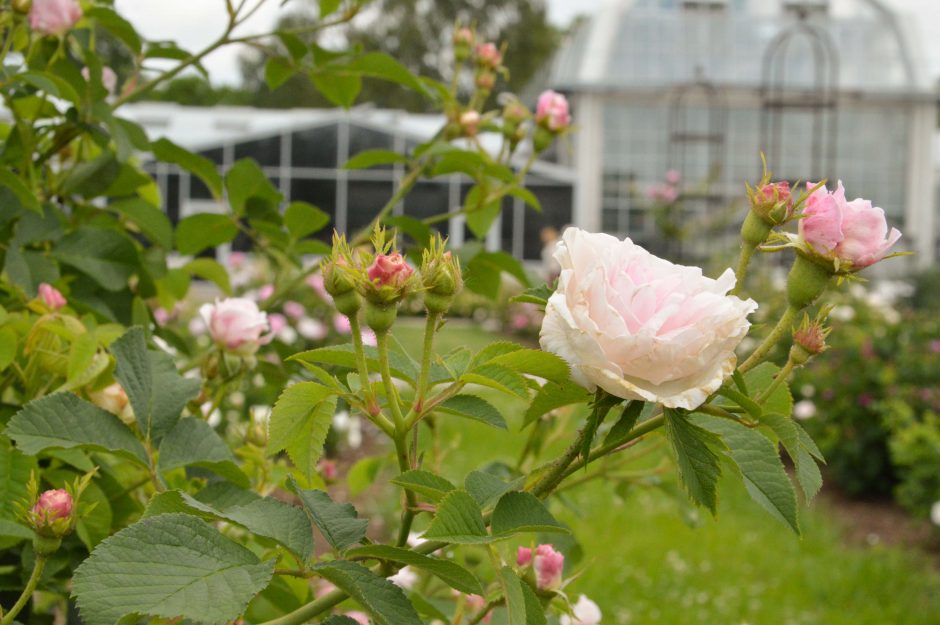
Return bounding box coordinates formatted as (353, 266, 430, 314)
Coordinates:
(283, 301, 305, 320)
(475, 42, 502, 68)
(517, 544, 564, 590)
(229, 251, 247, 269)
(536, 90, 571, 132)
(297, 317, 328, 341)
(560, 595, 602, 625)
(367, 253, 413, 287)
(465, 594, 492, 624)
(540, 229, 756, 410)
(334, 314, 351, 334)
(257, 284, 275, 301)
(38, 282, 66, 310)
(665, 169, 681, 185)
(799, 181, 901, 269)
(200, 298, 270, 355)
(319, 459, 338, 481)
(306, 273, 332, 302)
(459, 110, 481, 137)
(29, 0, 82, 36)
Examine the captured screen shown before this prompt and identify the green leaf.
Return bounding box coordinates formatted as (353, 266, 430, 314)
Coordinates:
(391, 470, 456, 503)
(603, 401, 646, 445)
(497, 567, 527, 625)
(383, 215, 431, 248)
(437, 395, 507, 429)
(313, 560, 422, 625)
(284, 201, 329, 239)
(693, 415, 800, 534)
(347, 52, 430, 97)
(109, 198, 173, 248)
(465, 251, 530, 298)
(464, 470, 512, 508)
(265, 56, 296, 90)
(344, 149, 408, 170)
(290, 345, 417, 382)
(319, 0, 342, 17)
(422, 489, 490, 544)
(158, 418, 248, 487)
(520, 575, 548, 625)
(111, 327, 200, 441)
(0, 437, 37, 521)
(509, 283, 555, 308)
(52, 227, 138, 291)
(347, 545, 482, 595)
(225, 159, 283, 217)
(5, 393, 148, 466)
(664, 409, 722, 514)
(347, 456, 384, 497)
(0, 168, 41, 214)
(86, 7, 142, 54)
(268, 382, 337, 483)
(151, 138, 223, 199)
(523, 382, 592, 427)
(491, 491, 568, 537)
(73, 513, 275, 625)
(145, 490, 313, 561)
(462, 364, 530, 399)
(310, 69, 362, 108)
(762, 412, 823, 500)
(176, 213, 238, 256)
(289, 476, 368, 550)
(0, 327, 18, 373)
(507, 186, 542, 212)
(184, 258, 233, 294)
(487, 349, 570, 385)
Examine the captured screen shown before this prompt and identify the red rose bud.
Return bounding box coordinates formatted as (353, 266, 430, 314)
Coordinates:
(368, 253, 413, 288)
(475, 42, 502, 69)
(29, 489, 74, 538)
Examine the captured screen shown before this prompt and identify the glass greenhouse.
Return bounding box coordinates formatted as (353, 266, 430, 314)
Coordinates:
(128, 105, 574, 263)
(544, 0, 937, 268)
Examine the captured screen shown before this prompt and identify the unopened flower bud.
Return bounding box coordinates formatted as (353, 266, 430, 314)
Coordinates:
(460, 110, 481, 137)
(29, 0, 82, 37)
(475, 42, 502, 69)
(517, 544, 564, 591)
(786, 254, 832, 310)
(475, 71, 495, 91)
(38, 282, 66, 311)
(790, 312, 830, 365)
(421, 243, 462, 314)
(324, 242, 361, 316)
(368, 253, 413, 288)
(29, 489, 74, 543)
(319, 459, 338, 482)
(535, 90, 571, 133)
(747, 180, 793, 228)
(453, 26, 475, 62)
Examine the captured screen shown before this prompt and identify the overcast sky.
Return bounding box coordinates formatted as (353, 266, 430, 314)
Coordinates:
(115, 0, 940, 86)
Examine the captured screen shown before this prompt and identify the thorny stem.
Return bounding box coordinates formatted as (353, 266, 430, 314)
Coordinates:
(758, 356, 797, 404)
(349, 315, 394, 435)
(732, 243, 756, 296)
(739, 305, 799, 373)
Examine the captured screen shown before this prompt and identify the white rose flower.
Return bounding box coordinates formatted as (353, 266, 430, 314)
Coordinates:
(560, 595, 602, 625)
(540, 229, 756, 410)
(199, 297, 270, 355)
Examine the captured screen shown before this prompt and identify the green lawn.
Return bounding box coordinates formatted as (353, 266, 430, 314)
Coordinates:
(391, 318, 940, 625)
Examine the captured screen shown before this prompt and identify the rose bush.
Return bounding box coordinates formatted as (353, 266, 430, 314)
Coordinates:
(540, 228, 756, 410)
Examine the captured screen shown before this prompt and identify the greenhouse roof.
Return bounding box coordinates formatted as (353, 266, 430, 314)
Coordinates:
(550, 0, 933, 95)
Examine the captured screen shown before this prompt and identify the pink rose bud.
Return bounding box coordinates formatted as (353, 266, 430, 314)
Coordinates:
(199, 297, 270, 355)
(475, 42, 502, 68)
(535, 90, 571, 132)
(319, 459, 338, 481)
(29, 489, 74, 538)
(367, 253, 414, 288)
(459, 110, 481, 137)
(518, 544, 565, 591)
(283, 301, 305, 320)
(454, 27, 474, 47)
(29, 0, 82, 36)
(798, 181, 902, 270)
(38, 282, 66, 310)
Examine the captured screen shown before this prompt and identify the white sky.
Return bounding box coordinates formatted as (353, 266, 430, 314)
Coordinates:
(115, 0, 940, 86)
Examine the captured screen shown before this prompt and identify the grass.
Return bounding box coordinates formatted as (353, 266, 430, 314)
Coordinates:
(390, 318, 940, 625)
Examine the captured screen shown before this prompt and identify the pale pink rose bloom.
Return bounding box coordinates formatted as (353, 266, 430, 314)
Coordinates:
(368, 253, 414, 287)
(459, 110, 481, 137)
(199, 297, 270, 355)
(32, 489, 72, 523)
(540, 229, 756, 410)
(665, 169, 681, 185)
(297, 317, 328, 341)
(518, 544, 564, 590)
(344, 611, 370, 625)
(510, 313, 530, 330)
(38, 282, 66, 310)
(283, 300, 305, 320)
(799, 181, 901, 269)
(535, 90, 571, 132)
(361, 328, 377, 347)
(267, 313, 288, 335)
(81, 66, 117, 94)
(29, 0, 82, 36)
(306, 273, 332, 302)
(560, 595, 602, 625)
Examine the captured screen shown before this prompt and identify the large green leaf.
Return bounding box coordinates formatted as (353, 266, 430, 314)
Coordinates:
(462, 364, 530, 399)
(112, 327, 200, 441)
(0, 437, 36, 526)
(523, 381, 592, 427)
(151, 138, 223, 198)
(664, 409, 722, 514)
(422, 489, 490, 544)
(694, 414, 800, 534)
(762, 412, 823, 500)
(289, 476, 368, 551)
(464, 470, 513, 508)
(52, 227, 138, 291)
(487, 349, 570, 385)
(145, 490, 313, 561)
(176, 214, 238, 256)
(225, 159, 283, 217)
(391, 470, 456, 503)
(109, 198, 173, 248)
(73, 513, 275, 625)
(313, 560, 422, 625)
(5, 393, 148, 466)
(490, 491, 568, 537)
(346, 545, 482, 595)
(158, 418, 248, 487)
(268, 382, 337, 483)
(437, 395, 507, 430)
(344, 149, 408, 170)
(284, 201, 329, 239)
